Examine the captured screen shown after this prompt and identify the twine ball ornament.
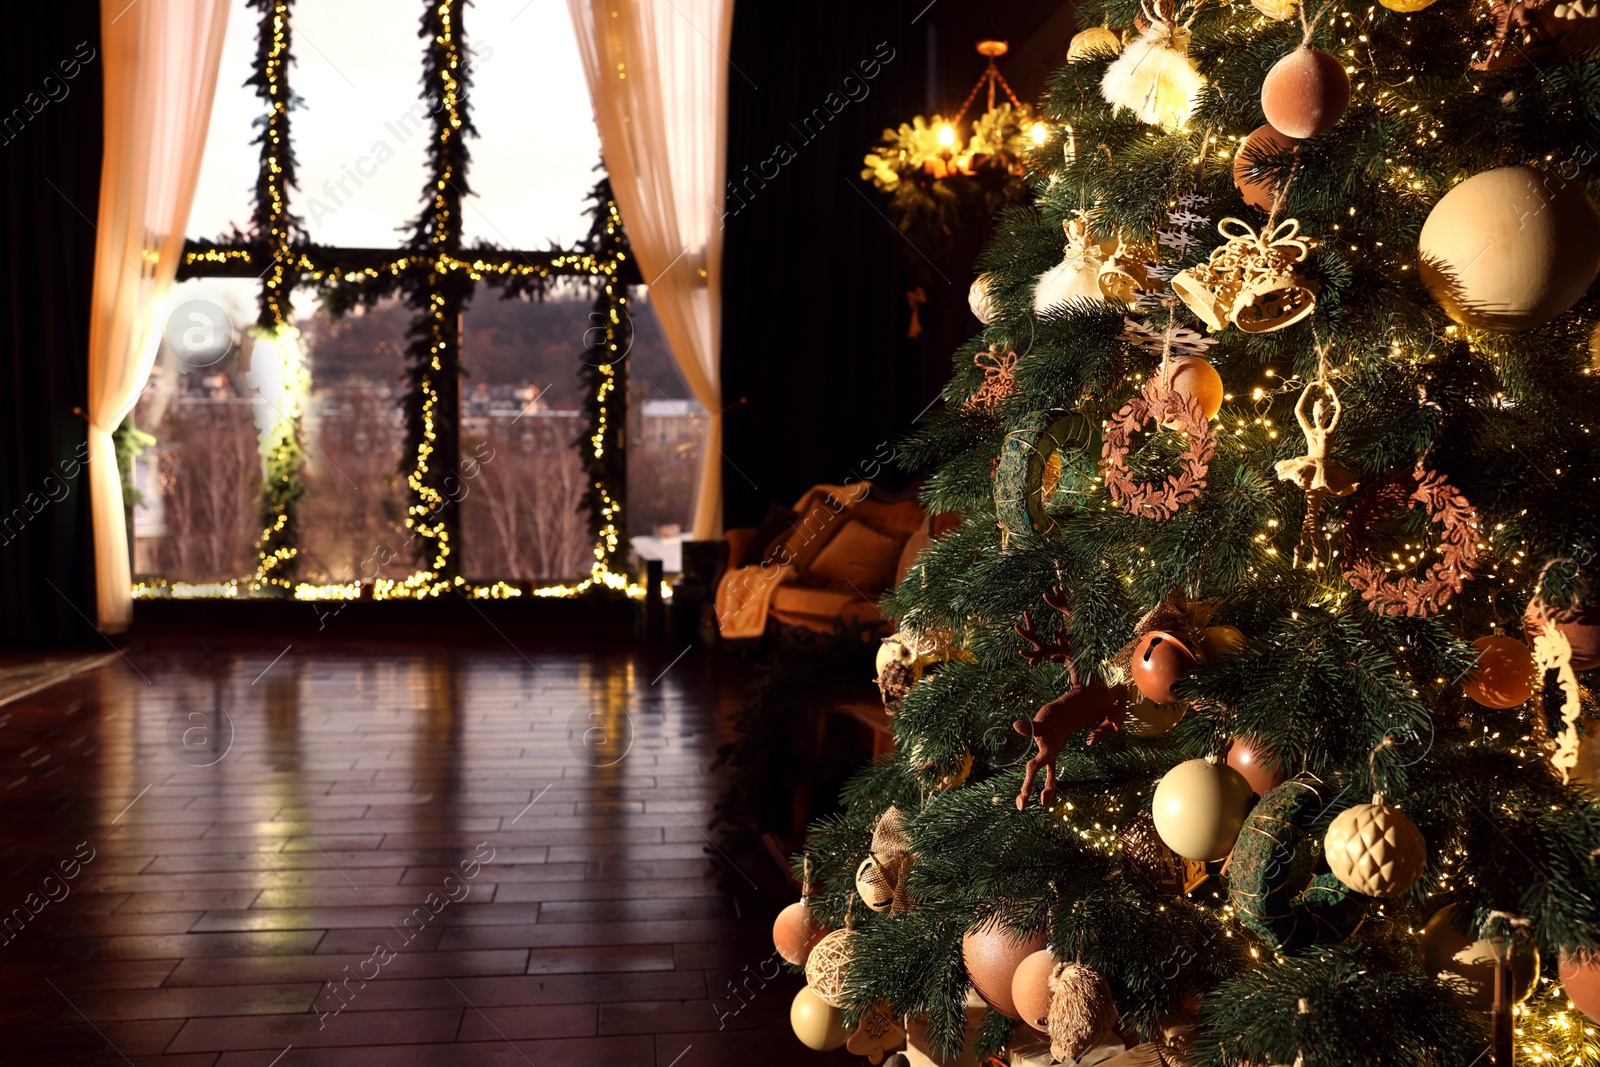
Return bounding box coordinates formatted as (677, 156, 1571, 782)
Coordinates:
(805, 928, 855, 1008)
(1419, 166, 1600, 331)
(1152, 758, 1256, 861)
(1324, 793, 1425, 897)
(773, 898, 830, 965)
(790, 985, 849, 1050)
(1226, 735, 1286, 795)
(1421, 904, 1539, 1010)
(1233, 125, 1298, 212)
(962, 920, 1047, 1019)
(1524, 599, 1600, 671)
(1047, 962, 1117, 1062)
(1260, 46, 1350, 139)
(1069, 25, 1123, 60)
(1132, 631, 1198, 704)
(1462, 635, 1536, 708)
(1012, 948, 1057, 1030)
(1559, 952, 1600, 1021)
(969, 273, 1001, 324)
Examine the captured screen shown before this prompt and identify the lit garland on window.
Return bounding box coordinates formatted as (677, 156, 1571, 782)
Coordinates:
(161, 0, 652, 602)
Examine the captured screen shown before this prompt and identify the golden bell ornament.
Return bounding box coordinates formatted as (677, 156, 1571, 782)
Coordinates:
(1172, 217, 1318, 334)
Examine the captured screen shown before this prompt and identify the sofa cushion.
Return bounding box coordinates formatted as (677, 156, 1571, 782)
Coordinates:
(740, 503, 799, 567)
(803, 518, 906, 594)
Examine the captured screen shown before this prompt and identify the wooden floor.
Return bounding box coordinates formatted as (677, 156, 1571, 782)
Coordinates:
(0, 637, 848, 1066)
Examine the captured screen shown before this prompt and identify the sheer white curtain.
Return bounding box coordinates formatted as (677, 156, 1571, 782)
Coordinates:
(89, 0, 230, 631)
(567, 0, 732, 541)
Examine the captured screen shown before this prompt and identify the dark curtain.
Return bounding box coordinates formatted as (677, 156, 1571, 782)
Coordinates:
(0, 4, 103, 646)
(719, 2, 933, 527)
(719, 0, 1078, 527)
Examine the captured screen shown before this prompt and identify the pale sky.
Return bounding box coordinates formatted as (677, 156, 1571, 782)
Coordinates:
(187, 0, 605, 252)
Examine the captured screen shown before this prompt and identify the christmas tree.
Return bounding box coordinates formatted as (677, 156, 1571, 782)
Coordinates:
(776, 0, 1600, 1064)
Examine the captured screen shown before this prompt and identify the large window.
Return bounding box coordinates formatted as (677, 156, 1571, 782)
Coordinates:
(134, 0, 695, 600)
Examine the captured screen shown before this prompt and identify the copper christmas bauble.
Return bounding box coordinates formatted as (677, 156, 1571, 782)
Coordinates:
(1125, 693, 1185, 736)
(1233, 124, 1298, 212)
(1132, 631, 1197, 705)
(1422, 904, 1539, 1011)
(1159, 355, 1225, 429)
(1152, 758, 1255, 861)
(1012, 948, 1057, 1031)
(790, 985, 849, 1050)
(962, 920, 1047, 1020)
(1462, 635, 1535, 708)
(1420, 166, 1600, 332)
(1525, 599, 1600, 670)
(1197, 624, 1246, 660)
(773, 900, 829, 965)
(1069, 26, 1122, 61)
(1560, 951, 1600, 1021)
(1260, 46, 1350, 139)
(1225, 735, 1285, 795)
(1324, 795, 1426, 897)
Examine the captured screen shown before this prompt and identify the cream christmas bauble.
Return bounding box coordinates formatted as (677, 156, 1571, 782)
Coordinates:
(790, 985, 849, 1050)
(1323, 794, 1426, 897)
(1419, 166, 1600, 331)
(1151, 759, 1255, 861)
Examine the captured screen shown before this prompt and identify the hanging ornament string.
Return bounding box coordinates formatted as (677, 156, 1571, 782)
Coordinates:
(1297, 0, 1338, 45)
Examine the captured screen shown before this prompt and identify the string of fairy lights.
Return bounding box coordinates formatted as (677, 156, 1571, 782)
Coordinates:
(141, 0, 657, 603)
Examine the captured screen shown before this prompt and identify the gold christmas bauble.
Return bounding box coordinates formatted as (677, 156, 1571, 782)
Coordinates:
(1158, 355, 1225, 429)
(1380, 0, 1438, 10)
(1125, 694, 1185, 736)
(1151, 759, 1255, 861)
(1422, 904, 1539, 1011)
(1324, 794, 1426, 897)
(805, 928, 855, 1007)
(791, 985, 849, 1050)
(1197, 624, 1246, 660)
(969, 273, 1000, 325)
(1419, 166, 1600, 331)
(1068, 26, 1122, 61)
(1252, 0, 1299, 19)
(1462, 635, 1535, 709)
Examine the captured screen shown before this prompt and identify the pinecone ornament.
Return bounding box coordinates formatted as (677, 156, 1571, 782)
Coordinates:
(1324, 793, 1426, 897)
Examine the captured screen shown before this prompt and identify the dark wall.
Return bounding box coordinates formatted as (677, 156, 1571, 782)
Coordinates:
(0, 5, 103, 645)
(720, 0, 1075, 527)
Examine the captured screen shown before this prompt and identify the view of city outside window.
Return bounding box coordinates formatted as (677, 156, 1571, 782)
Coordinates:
(135, 0, 702, 586)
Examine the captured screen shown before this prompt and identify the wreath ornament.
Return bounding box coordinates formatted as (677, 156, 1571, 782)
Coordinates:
(1342, 462, 1481, 617)
(1099, 379, 1216, 518)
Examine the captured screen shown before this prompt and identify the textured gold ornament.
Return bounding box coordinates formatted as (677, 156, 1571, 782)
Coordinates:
(1324, 793, 1426, 897)
(1172, 218, 1318, 333)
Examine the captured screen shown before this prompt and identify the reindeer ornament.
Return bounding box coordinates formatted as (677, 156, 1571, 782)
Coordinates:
(1011, 589, 1127, 809)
